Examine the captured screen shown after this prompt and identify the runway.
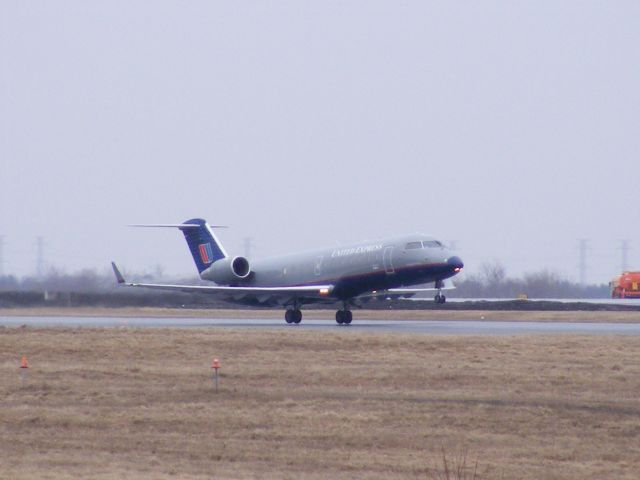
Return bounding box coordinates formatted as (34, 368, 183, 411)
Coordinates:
(2, 316, 640, 335)
(443, 297, 640, 306)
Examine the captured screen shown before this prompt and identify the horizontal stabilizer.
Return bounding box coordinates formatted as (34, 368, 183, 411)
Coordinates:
(128, 224, 228, 229)
(128, 218, 228, 274)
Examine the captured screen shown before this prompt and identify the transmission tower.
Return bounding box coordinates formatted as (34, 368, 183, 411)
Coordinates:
(36, 236, 45, 277)
(577, 239, 589, 285)
(619, 240, 630, 272)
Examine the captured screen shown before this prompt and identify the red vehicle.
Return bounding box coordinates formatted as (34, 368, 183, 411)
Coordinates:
(610, 272, 640, 299)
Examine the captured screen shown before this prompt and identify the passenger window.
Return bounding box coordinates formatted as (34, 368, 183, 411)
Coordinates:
(405, 242, 422, 250)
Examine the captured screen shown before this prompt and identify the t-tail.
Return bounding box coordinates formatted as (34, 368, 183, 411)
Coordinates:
(179, 219, 227, 273)
(130, 218, 227, 274)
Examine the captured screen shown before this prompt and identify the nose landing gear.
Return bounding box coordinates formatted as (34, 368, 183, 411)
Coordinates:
(434, 279, 446, 304)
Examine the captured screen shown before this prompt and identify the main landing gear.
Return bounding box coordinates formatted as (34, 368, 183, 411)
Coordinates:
(285, 309, 302, 324)
(283, 304, 353, 325)
(434, 293, 446, 304)
(335, 310, 352, 325)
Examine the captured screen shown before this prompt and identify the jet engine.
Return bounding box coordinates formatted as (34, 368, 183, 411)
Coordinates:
(203, 256, 251, 284)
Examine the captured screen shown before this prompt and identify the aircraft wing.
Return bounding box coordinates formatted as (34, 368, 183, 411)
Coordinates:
(357, 279, 456, 300)
(111, 262, 333, 305)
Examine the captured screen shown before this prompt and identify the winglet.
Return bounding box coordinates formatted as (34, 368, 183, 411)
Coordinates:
(111, 262, 126, 284)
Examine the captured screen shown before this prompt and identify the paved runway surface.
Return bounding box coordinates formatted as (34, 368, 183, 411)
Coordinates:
(417, 298, 640, 306)
(2, 316, 640, 335)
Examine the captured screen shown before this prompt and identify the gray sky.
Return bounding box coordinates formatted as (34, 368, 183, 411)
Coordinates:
(1, 1, 639, 283)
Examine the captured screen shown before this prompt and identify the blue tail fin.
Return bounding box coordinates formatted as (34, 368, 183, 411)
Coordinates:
(179, 219, 227, 274)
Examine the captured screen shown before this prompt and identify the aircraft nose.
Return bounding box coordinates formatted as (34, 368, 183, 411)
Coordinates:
(447, 255, 464, 272)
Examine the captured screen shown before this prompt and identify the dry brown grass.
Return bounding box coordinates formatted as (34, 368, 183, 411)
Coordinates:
(1, 327, 640, 479)
(1, 306, 640, 323)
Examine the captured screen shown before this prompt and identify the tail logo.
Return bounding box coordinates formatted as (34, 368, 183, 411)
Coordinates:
(198, 243, 214, 264)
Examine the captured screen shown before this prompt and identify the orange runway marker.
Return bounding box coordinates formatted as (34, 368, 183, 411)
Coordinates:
(211, 358, 220, 392)
(19, 355, 29, 382)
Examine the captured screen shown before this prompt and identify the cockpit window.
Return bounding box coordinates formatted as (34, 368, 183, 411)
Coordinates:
(423, 240, 443, 248)
(405, 241, 422, 250)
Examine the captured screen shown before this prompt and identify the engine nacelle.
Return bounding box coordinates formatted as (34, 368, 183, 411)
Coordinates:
(202, 256, 251, 285)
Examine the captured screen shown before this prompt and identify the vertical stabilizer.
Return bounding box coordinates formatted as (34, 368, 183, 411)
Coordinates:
(179, 219, 227, 273)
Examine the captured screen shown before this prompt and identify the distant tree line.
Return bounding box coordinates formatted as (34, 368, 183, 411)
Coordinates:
(451, 261, 609, 298)
(0, 268, 114, 293)
(0, 268, 229, 308)
(0, 262, 610, 305)
(0, 267, 197, 293)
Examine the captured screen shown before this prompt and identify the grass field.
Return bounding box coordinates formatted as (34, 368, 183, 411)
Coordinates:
(2, 327, 640, 479)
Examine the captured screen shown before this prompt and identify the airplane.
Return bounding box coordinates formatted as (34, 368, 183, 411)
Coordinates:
(111, 218, 464, 324)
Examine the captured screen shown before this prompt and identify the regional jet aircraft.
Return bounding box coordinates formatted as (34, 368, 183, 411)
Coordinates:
(111, 218, 464, 324)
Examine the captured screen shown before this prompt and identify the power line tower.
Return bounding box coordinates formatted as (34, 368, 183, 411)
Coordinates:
(243, 237, 254, 258)
(618, 239, 630, 272)
(577, 239, 589, 285)
(0, 236, 4, 277)
(36, 236, 45, 277)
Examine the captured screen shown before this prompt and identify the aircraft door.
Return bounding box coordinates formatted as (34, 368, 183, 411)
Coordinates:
(383, 246, 395, 274)
(314, 256, 323, 276)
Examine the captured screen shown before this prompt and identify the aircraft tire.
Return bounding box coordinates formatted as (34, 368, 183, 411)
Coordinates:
(335, 310, 344, 324)
(344, 311, 352, 325)
(285, 310, 294, 324)
(293, 309, 302, 324)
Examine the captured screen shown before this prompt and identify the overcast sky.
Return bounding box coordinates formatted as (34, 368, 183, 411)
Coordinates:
(1, 1, 639, 284)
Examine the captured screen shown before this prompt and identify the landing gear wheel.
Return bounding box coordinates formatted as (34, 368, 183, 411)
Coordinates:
(335, 310, 352, 325)
(434, 294, 446, 304)
(286, 309, 302, 324)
